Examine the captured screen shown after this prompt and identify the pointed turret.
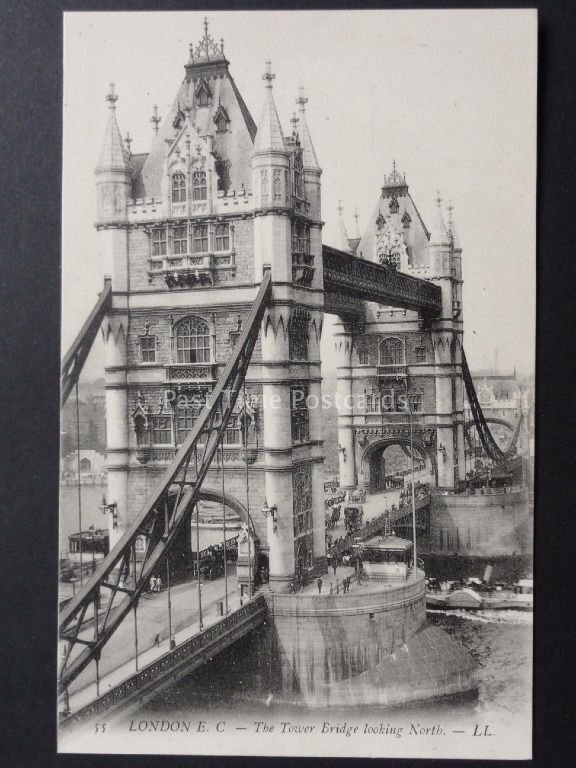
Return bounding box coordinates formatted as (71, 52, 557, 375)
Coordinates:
(95, 84, 131, 290)
(252, 61, 291, 282)
(429, 191, 450, 247)
(447, 200, 462, 252)
(96, 83, 130, 173)
(337, 201, 352, 252)
(295, 87, 320, 170)
(254, 61, 286, 153)
(353, 208, 361, 239)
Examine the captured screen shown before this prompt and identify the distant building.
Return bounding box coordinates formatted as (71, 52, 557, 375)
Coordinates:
(60, 380, 106, 456)
(62, 449, 106, 481)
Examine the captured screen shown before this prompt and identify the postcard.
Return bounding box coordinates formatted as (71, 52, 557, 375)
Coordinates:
(58, 9, 535, 759)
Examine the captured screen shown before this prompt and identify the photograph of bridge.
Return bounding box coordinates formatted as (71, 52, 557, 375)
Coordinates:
(58, 9, 535, 760)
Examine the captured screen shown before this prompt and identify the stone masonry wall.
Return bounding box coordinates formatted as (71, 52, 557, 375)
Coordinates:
(429, 488, 531, 556)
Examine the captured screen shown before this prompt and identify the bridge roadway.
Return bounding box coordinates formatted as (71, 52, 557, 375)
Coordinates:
(61, 480, 430, 727)
(62, 568, 246, 718)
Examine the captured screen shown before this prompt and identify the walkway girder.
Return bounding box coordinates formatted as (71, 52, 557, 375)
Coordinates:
(322, 245, 442, 318)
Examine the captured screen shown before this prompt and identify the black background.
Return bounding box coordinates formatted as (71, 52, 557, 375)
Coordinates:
(0, 1, 574, 766)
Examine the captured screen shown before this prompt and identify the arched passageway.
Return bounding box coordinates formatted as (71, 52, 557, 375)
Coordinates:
(361, 438, 434, 493)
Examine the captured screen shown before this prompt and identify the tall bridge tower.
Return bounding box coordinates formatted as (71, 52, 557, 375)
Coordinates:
(335, 167, 465, 491)
(95, 22, 325, 590)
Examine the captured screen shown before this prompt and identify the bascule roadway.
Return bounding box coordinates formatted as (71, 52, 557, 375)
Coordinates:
(64, 568, 241, 712)
(64, 474, 429, 714)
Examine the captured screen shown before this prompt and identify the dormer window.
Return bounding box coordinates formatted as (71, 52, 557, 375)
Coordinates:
(214, 104, 230, 133)
(195, 79, 212, 107)
(192, 170, 207, 201)
(389, 196, 399, 214)
(171, 173, 186, 203)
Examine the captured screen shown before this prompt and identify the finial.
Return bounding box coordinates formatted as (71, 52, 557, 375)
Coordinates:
(151, 104, 161, 136)
(106, 82, 118, 110)
(447, 199, 454, 227)
(337, 199, 344, 216)
(435, 190, 442, 208)
(290, 112, 299, 134)
(296, 86, 308, 111)
(124, 131, 132, 156)
(354, 208, 359, 225)
(220, 38, 225, 54)
(262, 60, 276, 88)
(392, 158, 397, 176)
(204, 17, 209, 37)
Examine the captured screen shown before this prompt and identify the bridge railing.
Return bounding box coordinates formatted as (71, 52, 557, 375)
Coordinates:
(327, 495, 430, 558)
(60, 595, 267, 730)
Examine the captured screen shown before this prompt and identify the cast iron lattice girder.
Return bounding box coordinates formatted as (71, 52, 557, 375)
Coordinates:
(322, 245, 442, 317)
(61, 278, 113, 407)
(58, 273, 272, 692)
(462, 350, 523, 463)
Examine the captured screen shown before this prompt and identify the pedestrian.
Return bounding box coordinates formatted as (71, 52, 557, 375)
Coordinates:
(153, 633, 160, 647)
(150, 576, 156, 592)
(333, 561, 337, 576)
(330, 583, 333, 595)
(156, 576, 163, 592)
(317, 577, 323, 594)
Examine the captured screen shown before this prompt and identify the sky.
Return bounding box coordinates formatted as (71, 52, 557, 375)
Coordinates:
(62, 9, 536, 379)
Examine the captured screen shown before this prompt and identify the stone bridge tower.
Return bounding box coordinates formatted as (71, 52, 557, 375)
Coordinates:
(95, 21, 325, 589)
(335, 166, 465, 491)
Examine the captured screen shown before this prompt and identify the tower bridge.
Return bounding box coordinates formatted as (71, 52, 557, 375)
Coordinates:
(59, 20, 525, 724)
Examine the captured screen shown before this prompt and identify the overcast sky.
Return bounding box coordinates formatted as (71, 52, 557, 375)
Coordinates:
(63, 9, 536, 379)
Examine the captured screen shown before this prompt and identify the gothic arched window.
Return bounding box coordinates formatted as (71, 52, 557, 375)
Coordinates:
(379, 337, 405, 366)
(171, 173, 186, 203)
(175, 317, 211, 364)
(214, 223, 230, 251)
(292, 153, 303, 199)
(192, 170, 207, 201)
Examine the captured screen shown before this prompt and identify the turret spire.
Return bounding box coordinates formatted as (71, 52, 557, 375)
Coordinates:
(429, 190, 450, 246)
(353, 208, 361, 239)
(254, 61, 286, 152)
(97, 83, 130, 172)
(447, 200, 462, 251)
(338, 200, 351, 252)
(150, 104, 161, 137)
(295, 86, 320, 170)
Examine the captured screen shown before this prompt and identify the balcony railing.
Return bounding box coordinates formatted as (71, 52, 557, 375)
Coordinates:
(292, 251, 315, 287)
(148, 251, 235, 288)
(377, 364, 408, 378)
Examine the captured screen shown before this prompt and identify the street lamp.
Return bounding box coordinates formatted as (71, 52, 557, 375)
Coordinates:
(261, 499, 278, 534)
(99, 495, 118, 529)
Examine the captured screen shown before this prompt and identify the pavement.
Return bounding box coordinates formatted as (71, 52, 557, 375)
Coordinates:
(62, 566, 241, 707)
(61, 476, 430, 714)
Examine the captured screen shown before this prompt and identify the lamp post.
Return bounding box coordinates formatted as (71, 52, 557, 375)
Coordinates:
(261, 499, 278, 534)
(408, 394, 418, 581)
